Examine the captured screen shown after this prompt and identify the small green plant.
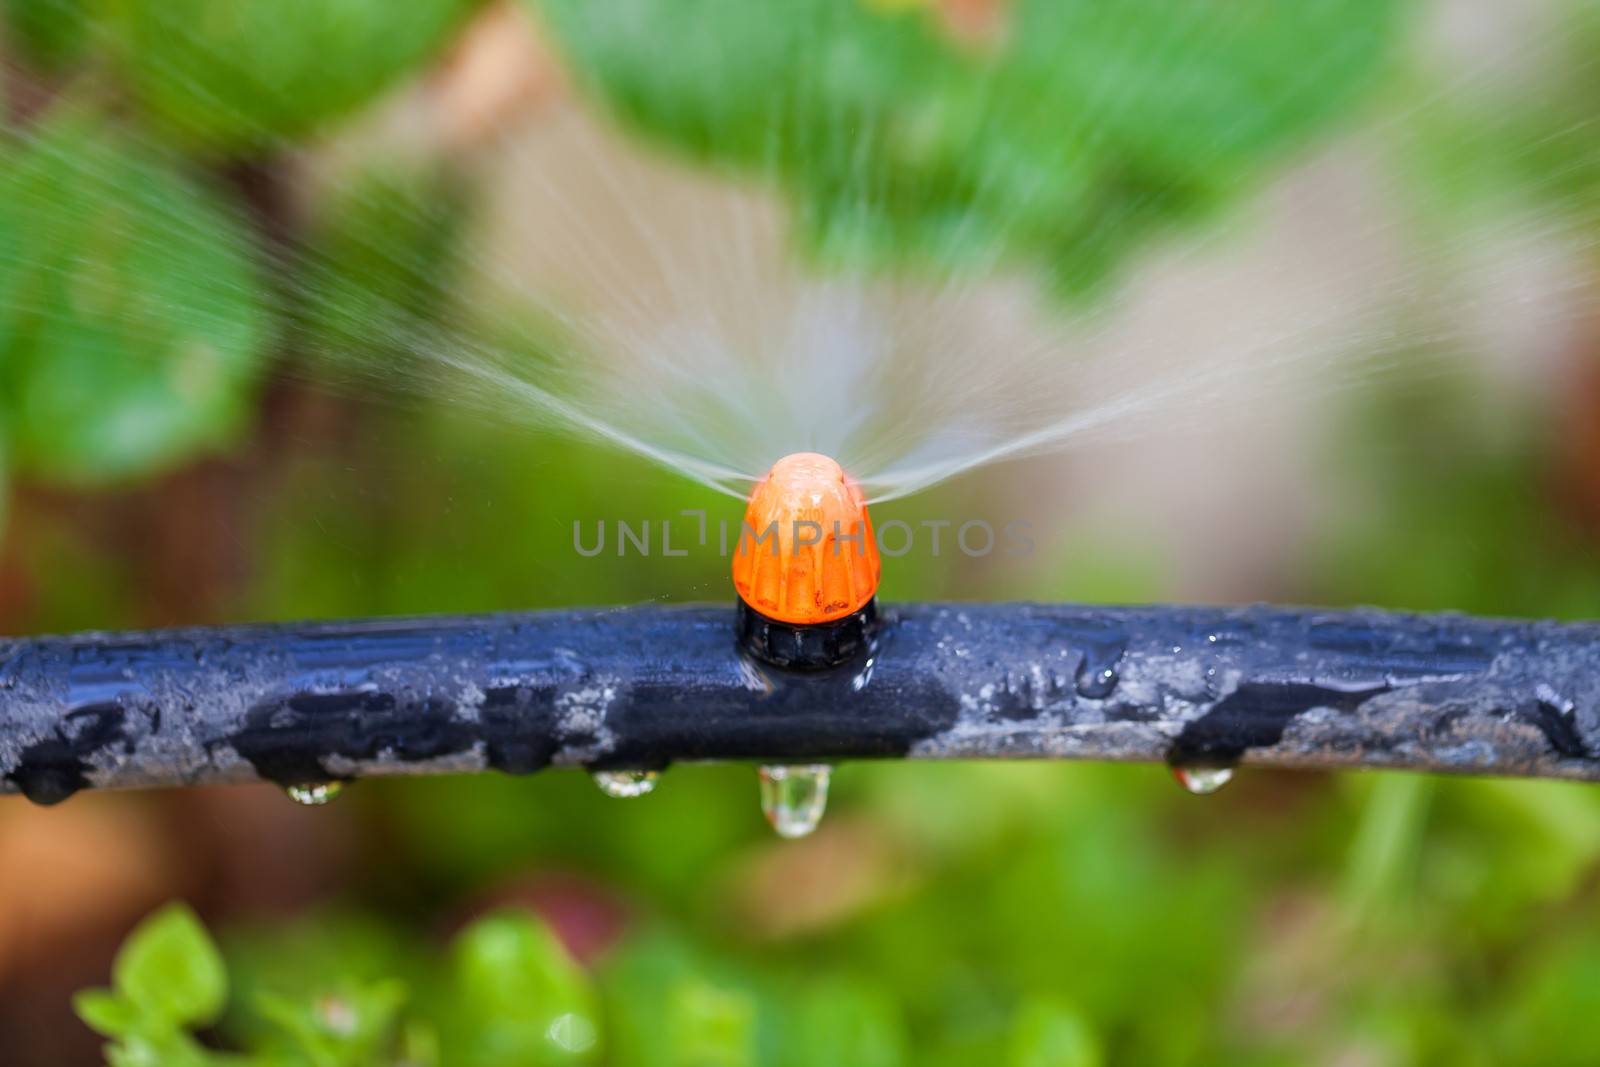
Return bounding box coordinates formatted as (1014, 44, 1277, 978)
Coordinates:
(75, 905, 232, 1067)
(76, 904, 604, 1067)
(79, 894, 1133, 1067)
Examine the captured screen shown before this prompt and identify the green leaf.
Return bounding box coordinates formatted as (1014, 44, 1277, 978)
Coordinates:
(530, 0, 1406, 294)
(74, 989, 144, 1037)
(450, 912, 600, 1065)
(112, 904, 228, 1028)
(782, 980, 905, 1067)
(294, 164, 470, 376)
(666, 979, 755, 1067)
(105, 0, 480, 153)
(253, 980, 408, 1067)
(1, 0, 92, 69)
(106, 1035, 171, 1067)
(1007, 998, 1102, 1067)
(1341, 772, 1434, 930)
(104, 1033, 218, 1067)
(0, 106, 267, 484)
(400, 1020, 443, 1067)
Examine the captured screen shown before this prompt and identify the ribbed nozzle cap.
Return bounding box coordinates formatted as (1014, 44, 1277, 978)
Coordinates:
(732, 452, 881, 625)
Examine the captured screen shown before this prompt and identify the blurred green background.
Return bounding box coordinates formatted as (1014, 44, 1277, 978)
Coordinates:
(4, 0, 1600, 1064)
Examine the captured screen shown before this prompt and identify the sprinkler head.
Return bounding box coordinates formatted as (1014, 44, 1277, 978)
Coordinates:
(732, 452, 880, 669)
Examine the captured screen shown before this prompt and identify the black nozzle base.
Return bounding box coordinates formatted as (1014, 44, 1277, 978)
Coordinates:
(735, 598, 878, 670)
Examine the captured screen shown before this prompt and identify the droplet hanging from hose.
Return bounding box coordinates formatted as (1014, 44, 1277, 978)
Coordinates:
(758, 764, 831, 838)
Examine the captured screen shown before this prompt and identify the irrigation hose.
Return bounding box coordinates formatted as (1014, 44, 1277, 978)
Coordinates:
(1, 601, 1597, 805)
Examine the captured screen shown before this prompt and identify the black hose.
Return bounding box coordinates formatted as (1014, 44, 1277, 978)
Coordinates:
(2, 602, 1597, 804)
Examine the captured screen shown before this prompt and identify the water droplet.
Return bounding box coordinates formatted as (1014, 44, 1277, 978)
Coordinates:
(1074, 664, 1119, 699)
(592, 769, 659, 798)
(286, 782, 344, 806)
(13, 766, 81, 806)
(851, 655, 876, 692)
(758, 764, 831, 838)
(546, 1011, 598, 1053)
(1171, 764, 1233, 795)
(1072, 641, 1125, 699)
(318, 995, 357, 1035)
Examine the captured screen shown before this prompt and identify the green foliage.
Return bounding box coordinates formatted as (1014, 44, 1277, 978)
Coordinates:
(82, 752, 1600, 1066)
(2, 0, 93, 70)
(1008, 999, 1101, 1067)
(530, 0, 1406, 293)
(0, 0, 476, 505)
(293, 165, 472, 373)
(84, 903, 930, 1067)
(0, 106, 266, 484)
(79, 905, 607, 1067)
(448, 913, 601, 1065)
(1308, 363, 1600, 619)
(112, 904, 228, 1027)
(106, 0, 480, 154)
(74, 904, 228, 1067)
(0, 0, 1411, 525)
(252, 981, 410, 1067)
(783, 980, 905, 1067)
(1394, 2, 1600, 248)
(6, 0, 476, 134)
(661, 978, 756, 1067)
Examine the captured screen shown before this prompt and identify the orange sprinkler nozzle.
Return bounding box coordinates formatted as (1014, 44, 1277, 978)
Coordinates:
(732, 452, 881, 625)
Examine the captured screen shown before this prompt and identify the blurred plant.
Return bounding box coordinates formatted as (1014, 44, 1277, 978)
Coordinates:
(1308, 362, 1600, 619)
(0, 108, 264, 484)
(81, 902, 957, 1067)
(529, 0, 1406, 295)
(2, 0, 478, 149)
(76, 903, 601, 1067)
(76, 906, 230, 1067)
(0, 0, 478, 519)
(104, 0, 478, 155)
(1, 0, 90, 70)
(1394, 0, 1600, 246)
(0, 0, 1416, 537)
(292, 165, 474, 374)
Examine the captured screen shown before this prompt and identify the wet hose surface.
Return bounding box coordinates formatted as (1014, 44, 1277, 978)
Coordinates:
(2, 602, 1599, 804)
